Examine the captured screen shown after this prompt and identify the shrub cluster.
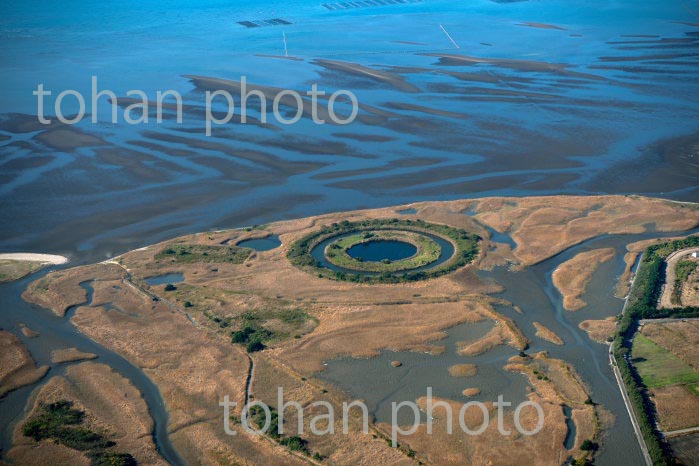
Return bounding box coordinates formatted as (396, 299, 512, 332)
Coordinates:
(247, 405, 322, 459)
(22, 400, 137, 466)
(156, 244, 250, 264)
(231, 322, 271, 353)
(231, 310, 313, 352)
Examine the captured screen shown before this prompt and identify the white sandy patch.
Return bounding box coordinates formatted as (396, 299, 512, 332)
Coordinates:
(0, 253, 68, 264)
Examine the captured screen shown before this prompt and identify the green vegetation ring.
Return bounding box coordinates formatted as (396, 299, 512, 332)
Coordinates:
(325, 229, 440, 273)
(287, 218, 480, 284)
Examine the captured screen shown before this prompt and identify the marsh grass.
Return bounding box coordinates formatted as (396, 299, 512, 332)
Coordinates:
(155, 244, 250, 264)
(0, 259, 45, 283)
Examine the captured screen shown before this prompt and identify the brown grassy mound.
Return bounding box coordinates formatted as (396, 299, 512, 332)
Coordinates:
(552, 248, 616, 311)
(0, 330, 48, 398)
(579, 318, 617, 344)
(19, 324, 39, 338)
(448, 364, 477, 377)
(50, 347, 97, 364)
(533, 322, 564, 345)
(681, 262, 699, 307)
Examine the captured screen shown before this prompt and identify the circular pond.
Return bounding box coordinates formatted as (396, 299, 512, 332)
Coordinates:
(346, 240, 417, 262)
(288, 219, 480, 283)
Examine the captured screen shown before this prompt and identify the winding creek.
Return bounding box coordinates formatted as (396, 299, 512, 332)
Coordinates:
(0, 272, 186, 466)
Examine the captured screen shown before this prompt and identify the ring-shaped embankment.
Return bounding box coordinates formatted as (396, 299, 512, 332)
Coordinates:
(287, 219, 480, 283)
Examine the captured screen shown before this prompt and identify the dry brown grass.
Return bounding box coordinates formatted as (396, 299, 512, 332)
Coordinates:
(533, 322, 564, 345)
(579, 318, 617, 344)
(552, 248, 616, 311)
(387, 350, 600, 466)
(448, 364, 477, 377)
(8, 362, 167, 466)
(22, 263, 126, 316)
(616, 251, 639, 298)
(19, 324, 39, 338)
(457, 325, 505, 356)
(619, 235, 699, 297)
(24, 264, 311, 466)
(50, 347, 97, 364)
(651, 384, 699, 431)
(0, 330, 48, 398)
(249, 353, 414, 465)
(21, 195, 697, 465)
(470, 196, 698, 266)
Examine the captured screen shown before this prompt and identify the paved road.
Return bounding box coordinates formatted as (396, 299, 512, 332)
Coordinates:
(610, 256, 654, 466)
(658, 247, 699, 308)
(639, 317, 699, 325)
(664, 426, 699, 438)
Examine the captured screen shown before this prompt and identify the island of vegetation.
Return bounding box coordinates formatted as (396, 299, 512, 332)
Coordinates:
(287, 218, 480, 283)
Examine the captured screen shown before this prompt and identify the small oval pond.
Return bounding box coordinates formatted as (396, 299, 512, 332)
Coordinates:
(144, 272, 184, 286)
(346, 240, 417, 262)
(237, 235, 281, 251)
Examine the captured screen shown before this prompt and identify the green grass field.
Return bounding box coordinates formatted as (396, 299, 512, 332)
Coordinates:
(632, 333, 699, 389)
(325, 229, 441, 273)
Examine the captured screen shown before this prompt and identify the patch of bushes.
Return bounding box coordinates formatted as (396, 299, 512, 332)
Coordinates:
(247, 405, 319, 458)
(580, 439, 598, 451)
(155, 244, 250, 264)
(231, 323, 271, 353)
(230, 309, 314, 351)
(22, 400, 137, 466)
